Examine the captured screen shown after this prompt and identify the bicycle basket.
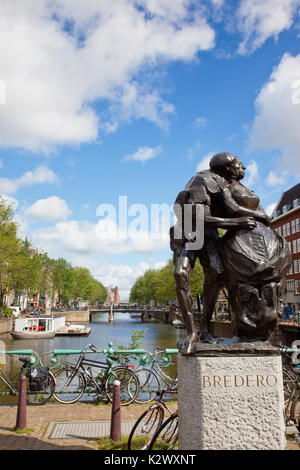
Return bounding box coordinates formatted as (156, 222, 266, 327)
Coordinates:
(28, 366, 50, 392)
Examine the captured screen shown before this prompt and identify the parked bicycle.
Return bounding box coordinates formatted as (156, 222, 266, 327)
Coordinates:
(52, 344, 139, 405)
(131, 348, 178, 404)
(0, 350, 55, 405)
(281, 345, 300, 425)
(128, 388, 177, 450)
(148, 411, 178, 450)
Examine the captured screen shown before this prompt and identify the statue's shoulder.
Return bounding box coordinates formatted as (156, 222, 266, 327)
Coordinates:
(185, 170, 228, 198)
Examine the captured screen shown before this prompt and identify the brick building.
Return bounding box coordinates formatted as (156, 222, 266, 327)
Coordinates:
(270, 182, 300, 313)
(105, 286, 120, 305)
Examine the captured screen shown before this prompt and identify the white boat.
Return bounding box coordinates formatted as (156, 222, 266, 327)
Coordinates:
(55, 323, 91, 336)
(10, 330, 56, 339)
(11, 315, 65, 339)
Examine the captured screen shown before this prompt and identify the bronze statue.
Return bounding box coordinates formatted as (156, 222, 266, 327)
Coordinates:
(171, 152, 291, 354)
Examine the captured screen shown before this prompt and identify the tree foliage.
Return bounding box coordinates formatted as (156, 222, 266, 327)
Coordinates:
(129, 257, 204, 305)
(0, 197, 107, 308)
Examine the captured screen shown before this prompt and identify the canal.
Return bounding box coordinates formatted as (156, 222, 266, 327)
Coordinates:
(0, 312, 183, 402)
(1, 312, 182, 356)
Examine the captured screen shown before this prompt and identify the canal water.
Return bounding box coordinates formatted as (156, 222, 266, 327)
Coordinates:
(0, 312, 184, 402)
(1, 312, 182, 357)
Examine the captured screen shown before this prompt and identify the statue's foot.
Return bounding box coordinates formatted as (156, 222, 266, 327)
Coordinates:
(177, 332, 198, 354)
(199, 329, 217, 344)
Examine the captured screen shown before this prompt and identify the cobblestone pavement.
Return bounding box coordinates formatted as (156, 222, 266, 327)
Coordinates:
(0, 402, 298, 450)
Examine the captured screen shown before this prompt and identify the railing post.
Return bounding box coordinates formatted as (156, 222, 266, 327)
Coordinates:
(110, 380, 121, 442)
(16, 375, 27, 430)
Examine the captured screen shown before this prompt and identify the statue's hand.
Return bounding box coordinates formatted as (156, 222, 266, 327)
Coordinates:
(259, 214, 271, 226)
(237, 217, 256, 229)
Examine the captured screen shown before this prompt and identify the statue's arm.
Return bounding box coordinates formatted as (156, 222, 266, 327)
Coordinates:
(222, 188, 271, 226)
(202, 197, 257, 229)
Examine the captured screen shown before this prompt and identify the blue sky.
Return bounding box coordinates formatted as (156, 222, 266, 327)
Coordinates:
(0, 0, 300, 299)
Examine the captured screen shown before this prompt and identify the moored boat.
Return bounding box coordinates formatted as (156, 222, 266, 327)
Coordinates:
(55, 324, 91, 336)
(10, 330, 56, 339)
(11, 315, 65, 339)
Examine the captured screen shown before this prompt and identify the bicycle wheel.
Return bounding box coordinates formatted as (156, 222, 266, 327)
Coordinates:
(105, 368, 139, 406)
(128, 405, 164, 450)
(133, 369, 160, 404)
(283, 369, 296, 403)
(26, 372, 56, 406)
(291, 395, 300, 425)
(53, 367, 86, 404)
(149, 412, 178, 450)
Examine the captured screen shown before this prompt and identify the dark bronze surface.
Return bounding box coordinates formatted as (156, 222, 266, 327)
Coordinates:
(170, 152, 291, 354)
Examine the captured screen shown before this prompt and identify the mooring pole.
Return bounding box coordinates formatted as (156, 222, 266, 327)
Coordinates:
(109, 304, 114, 323)
(110, 380, 121, 441)
(16, 375, 27, 430)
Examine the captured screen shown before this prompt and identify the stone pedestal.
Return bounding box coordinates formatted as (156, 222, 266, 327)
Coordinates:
(178, 342, 286, 450)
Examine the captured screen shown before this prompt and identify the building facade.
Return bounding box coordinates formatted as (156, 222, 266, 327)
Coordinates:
(270, 182, 300, 314)
(105, 286, 120, 305)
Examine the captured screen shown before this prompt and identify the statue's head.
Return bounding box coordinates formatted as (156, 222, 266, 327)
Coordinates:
(209, 152, 245, 181)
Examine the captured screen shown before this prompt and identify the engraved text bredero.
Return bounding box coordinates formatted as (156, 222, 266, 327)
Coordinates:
(202, 374, 278, 388)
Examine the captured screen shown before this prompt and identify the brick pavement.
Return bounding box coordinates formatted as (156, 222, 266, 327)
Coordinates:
(0, 401, 298, 450)
(0, 401, 151, 450)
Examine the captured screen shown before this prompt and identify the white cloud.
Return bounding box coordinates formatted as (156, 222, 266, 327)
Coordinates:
(0, 166, 57, 194)
(24, 196, 72, 222)
(154, 261, 167, 270)
(123, 145, 162, 163)
(196, 152, 213, 172)
(194, 117, 207, 128)
(93, 261, 150, 299)
(31, 217, 169, 257)
(248, 53, 300, 175)
(266, 171, 288, 186)
(0, 194, 19, 210)
(266, 202, 277, 216)
(236, 0, 300, 54)
(0, 0, 215, 153)
(243, 159, 259, 187)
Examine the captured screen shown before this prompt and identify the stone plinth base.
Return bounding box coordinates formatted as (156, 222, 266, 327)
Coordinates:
(178, 342, 286, 450)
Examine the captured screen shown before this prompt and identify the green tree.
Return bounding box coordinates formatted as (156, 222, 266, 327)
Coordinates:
(72, 267, 106, 303)
(155, 260, 177, 304)
(0, 198, 25, 306)
(51, 258, 75, 304)
(129, 257, 204, 306)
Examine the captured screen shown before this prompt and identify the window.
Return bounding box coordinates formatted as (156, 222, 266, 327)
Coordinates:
(293, 240, 297, 253)
(293, 199, 300, 209)
(282, 204, 290, 213)
(288, 241, 292, 253)
(294, 259, 300, 274)
(287, 280, 294, 292)
(286, 223, 290, 236)
(289, 264, 293, 275)
(283, 224, 286, 237)
(277, 226, 281, 236)
(292, 219, 296, 234)
(297, 239, 300, 253)
(296, 219, 300, 232)
(295, 280, 300, 295)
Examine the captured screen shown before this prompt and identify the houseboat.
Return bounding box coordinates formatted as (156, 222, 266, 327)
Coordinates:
(11, 316, 66, 339)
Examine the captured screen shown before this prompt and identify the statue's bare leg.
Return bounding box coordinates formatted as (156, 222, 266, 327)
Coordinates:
(173, 254, 198, 353)
(199, 268, 219, 343)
